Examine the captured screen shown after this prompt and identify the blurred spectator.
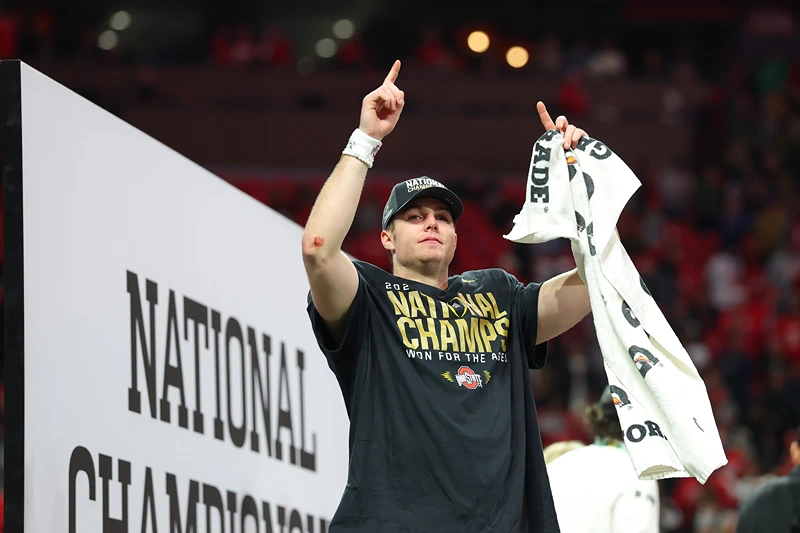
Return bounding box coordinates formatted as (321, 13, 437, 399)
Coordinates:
(210, 25, 234, 66)
(658, 161, 694, 219)
(564, 37, 591, 71)
(229, 23, 257, 67)
(670, 50, 700, 86)
(694, 487, 738, 533)
(755, 47, 788, 100)
(717, 328, 753, 414)
(718, 186, 753, 248)
(693, 165, 726, 232)
(336, 35, 369, 70)
(706, 242, 746, 312)
(547, 387, 660, 532)
(534, 34, 563, 75)
(587, 38, 627, 79)
(415, 26, 461, 74)
(661, 86, 689, 125)
(19, 6, 55, 60)
(210, 22, 276, 68)
(774, 293, 800, 366)
(735, 424, 800, 532)
(258, 25, 293, 69)
(766, 219, 800, 291)
(685, 322, 713, 372)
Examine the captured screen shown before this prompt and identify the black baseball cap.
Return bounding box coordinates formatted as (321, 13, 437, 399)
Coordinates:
(381, 176, 463, 230)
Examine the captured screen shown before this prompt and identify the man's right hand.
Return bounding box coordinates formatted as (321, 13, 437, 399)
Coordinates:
(359, 60, 405, 141)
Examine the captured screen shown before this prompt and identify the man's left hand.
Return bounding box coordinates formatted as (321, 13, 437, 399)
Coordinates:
(536, 101, 588, 151)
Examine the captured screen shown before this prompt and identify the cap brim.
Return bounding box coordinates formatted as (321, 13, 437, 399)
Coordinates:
(394, 187, 463, 224)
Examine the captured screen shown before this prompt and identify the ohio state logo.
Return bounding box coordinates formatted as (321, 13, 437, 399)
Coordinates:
(455, 366, 483, 389)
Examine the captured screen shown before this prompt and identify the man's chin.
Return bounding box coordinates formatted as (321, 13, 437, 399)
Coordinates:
(417, 251, 445, 263)
(415, 251, 454, 269)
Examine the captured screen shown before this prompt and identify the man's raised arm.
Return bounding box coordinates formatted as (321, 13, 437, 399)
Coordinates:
(301, 60, 405, 345)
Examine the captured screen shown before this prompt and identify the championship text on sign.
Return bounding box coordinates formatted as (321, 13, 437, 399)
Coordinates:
(5, 62, 349, 533)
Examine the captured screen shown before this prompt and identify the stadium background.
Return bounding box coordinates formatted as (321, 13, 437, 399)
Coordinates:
(2, 0, 800, 531)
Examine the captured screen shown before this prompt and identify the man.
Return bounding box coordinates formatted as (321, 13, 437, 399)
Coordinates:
(546, 387, 660, 533)
(736, 425, 800, 532)
(302, 60, 592, 531)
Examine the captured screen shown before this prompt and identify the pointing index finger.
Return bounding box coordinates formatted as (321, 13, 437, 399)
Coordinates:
(537, 101, 556, 131)
(385, 60, 401, 84)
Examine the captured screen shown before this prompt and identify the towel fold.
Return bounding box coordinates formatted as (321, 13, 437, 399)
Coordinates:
(506, 131, 727, 483)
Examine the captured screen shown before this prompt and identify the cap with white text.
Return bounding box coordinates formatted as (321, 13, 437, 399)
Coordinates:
(381, 177, 463, 230)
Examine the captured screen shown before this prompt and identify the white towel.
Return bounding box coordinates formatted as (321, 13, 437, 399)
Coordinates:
(505, 130, 728, 484)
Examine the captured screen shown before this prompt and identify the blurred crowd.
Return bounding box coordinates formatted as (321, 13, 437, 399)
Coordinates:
(7, 3, 710, 84)
(205, 23, 643, 80)
(3, 3, 800, 533)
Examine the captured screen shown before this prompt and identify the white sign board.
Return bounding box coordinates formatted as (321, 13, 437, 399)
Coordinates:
(5, 61, 349, 533)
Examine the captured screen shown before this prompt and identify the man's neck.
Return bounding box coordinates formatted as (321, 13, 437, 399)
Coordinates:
(393, 264, 449, 290)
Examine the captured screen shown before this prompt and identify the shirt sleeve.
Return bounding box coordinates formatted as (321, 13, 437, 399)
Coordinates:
(508, 271, 548, 369)
(610, 483, 660, 533)
(306, 264, 371, 364)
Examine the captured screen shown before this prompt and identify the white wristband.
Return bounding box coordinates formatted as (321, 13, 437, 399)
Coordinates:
(342, 128, 382, 168)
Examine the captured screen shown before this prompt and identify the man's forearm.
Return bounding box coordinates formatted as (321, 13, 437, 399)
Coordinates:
(536, 268, 591, 344)
(302, 155, 368, 259)
(303, 60, 403, 260)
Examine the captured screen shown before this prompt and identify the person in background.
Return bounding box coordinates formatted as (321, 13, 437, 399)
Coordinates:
(735, 424, 800, 532)
(546, 386, 660, 533)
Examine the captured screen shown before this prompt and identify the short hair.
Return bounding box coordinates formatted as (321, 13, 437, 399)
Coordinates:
(585, 403, 624, 442)
(385, 218, 396, 269)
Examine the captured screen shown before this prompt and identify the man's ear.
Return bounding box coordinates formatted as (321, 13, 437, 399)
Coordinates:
(381, 230, 394, 251)
(791, 441, 800, 466)
(454, 232, 457, 250)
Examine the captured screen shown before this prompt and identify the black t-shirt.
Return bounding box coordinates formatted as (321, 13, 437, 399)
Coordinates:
(307, 261, 559, 532)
